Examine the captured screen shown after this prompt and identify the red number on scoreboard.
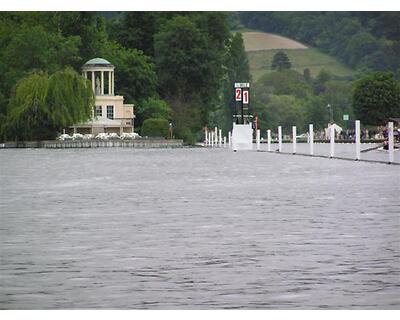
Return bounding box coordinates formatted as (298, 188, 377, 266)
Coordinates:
(243, 90, 249, 104)
(235, 88, 242, 101)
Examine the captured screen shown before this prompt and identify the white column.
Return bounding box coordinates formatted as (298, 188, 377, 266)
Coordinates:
(101, 71, 104, 95)
(108, 71, 112, 95)
(309, 124, 314, 156)
(91, 71, 95, 93)
(267, 129, 271, 152)
(111, 72, 114, 95)
(292, 126, 297, 154)
(388, 122, 394, 163)
(355, 120, 361, 160)
(223, 136, 226, 147)
(330, 125, 335, 158)
(278, 126, 282, 152)
(219, 129, 222, 147)
(228, 131, 232, 148)
(256, 129, 260, 151)
(214, 127, 218, 145)
(211, 132, 214, 147)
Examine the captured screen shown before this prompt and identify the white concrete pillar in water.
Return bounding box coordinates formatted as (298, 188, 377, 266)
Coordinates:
(208, 132, 211, 146)
(256, 129, 260, 151)
(205, 129, 208, 146)
(219, 129, 222, 147)
(309, 124, 314, 156)
(211, 132, 214, 147)
(278, 126, 282, 152)
(388, 121, 394, 163)
(214, 127, 218, 145)
(292, 126, 297, 154)
(228, 131, 232, 148)
(355, 120, 361, 160)
(223, 136, 227, 147)
(330, 125, 335, 158)
(267, 129, 271, 152)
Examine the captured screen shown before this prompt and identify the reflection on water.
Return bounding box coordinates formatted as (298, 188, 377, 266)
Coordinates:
(0, 148, 399, 309)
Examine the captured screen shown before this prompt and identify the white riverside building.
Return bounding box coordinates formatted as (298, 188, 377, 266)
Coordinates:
(69, 58, 135, 135)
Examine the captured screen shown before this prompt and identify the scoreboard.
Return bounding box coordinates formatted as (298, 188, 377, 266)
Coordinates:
(233, 82, 251, 124)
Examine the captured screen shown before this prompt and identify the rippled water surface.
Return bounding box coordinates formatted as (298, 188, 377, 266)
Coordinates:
(0, 147, 399, 309)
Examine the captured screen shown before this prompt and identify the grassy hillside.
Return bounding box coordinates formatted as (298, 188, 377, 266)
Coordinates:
(242, 32, 356, 81)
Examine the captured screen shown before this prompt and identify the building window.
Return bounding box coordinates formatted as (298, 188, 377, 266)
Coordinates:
(95, 105, 102, 117)
(107, 105, 114, 119)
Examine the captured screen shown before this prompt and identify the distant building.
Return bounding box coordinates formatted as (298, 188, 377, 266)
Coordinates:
(69, 58, 134, 135)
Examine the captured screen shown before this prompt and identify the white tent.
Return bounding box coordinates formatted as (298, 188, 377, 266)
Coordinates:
(324, 123, 343, 139)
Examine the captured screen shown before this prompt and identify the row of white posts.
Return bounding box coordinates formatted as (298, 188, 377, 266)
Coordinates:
(204, 127, 231, 148)
(254, 121, 395, 163)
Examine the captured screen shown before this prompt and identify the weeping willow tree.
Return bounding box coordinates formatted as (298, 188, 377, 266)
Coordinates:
(1, 68, 94, 141)
(46, 68, 94, 128)
(3, 72, 49, 141)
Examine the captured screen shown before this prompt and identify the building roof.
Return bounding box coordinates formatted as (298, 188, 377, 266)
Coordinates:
(83, 58, 114, 68)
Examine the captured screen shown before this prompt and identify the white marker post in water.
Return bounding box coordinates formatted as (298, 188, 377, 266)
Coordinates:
(256, 129, 260, 151)
(219, 129, 222, 147)
(205, 128, 208, 146)
(211, 132, 214, 147)
(278, 126, 282, 152)
(355, 120, 361, 160)
(228, 131, 232, 148)
(267, 129, 271, 152)
(330, 124, 335, 158)
(292, 126, 297, 154)
(223, 136, 227, 147)
(388, 122, 394, 163)
(309, 124, 314, 156)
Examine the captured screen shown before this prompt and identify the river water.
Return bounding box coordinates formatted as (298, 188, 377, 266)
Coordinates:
(0, 146, 399, 309)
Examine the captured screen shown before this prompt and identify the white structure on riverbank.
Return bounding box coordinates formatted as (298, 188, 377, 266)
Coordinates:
(69, 58, 134, 136)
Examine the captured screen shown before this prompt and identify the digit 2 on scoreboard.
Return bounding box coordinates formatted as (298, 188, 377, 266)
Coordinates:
(243, 90, 249, 104)
(235, 88, 242, 101)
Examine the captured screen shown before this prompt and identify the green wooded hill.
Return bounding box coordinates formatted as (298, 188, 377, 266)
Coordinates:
(240, 31, 355, 81)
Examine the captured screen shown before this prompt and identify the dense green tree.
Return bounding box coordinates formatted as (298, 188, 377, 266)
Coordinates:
(141, 118, 170, 138)
(0, 17, 82, 109)
(253, 94, 306, 133)
(136, 97, 172, 126)
(100, 41, 158, 105)
(112, 12, 164, 56)
(216, 32, 251, 132)
(353, 72, 400, 125)
(271, 51, 292, 71)
(256, 70, 312, 99)
(153, 14, 230, 141)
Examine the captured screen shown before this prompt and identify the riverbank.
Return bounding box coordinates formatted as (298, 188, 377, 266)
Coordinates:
(0, 138, 184, 149)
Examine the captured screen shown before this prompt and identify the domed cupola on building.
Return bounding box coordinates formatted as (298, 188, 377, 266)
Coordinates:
(70, 58, 134, 135)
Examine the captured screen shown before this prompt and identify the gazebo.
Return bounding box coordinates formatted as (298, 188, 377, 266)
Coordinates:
(69, 58, 135, 136)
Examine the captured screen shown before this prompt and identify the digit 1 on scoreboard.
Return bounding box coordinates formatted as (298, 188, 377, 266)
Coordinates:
(235, 88, 242, 101)
(243, 90, 249, 104)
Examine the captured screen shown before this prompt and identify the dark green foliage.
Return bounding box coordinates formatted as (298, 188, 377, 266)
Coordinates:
(141, 118, 169, 138)
(256, 70, 312, 99)
(353, 72, 400, 125)
(271, 51, 292, 71)
(215, 32, 251, 133)
(136, 97, 172, 126)
(99, 41, 158, 106)
(252, 68, 354, 131)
